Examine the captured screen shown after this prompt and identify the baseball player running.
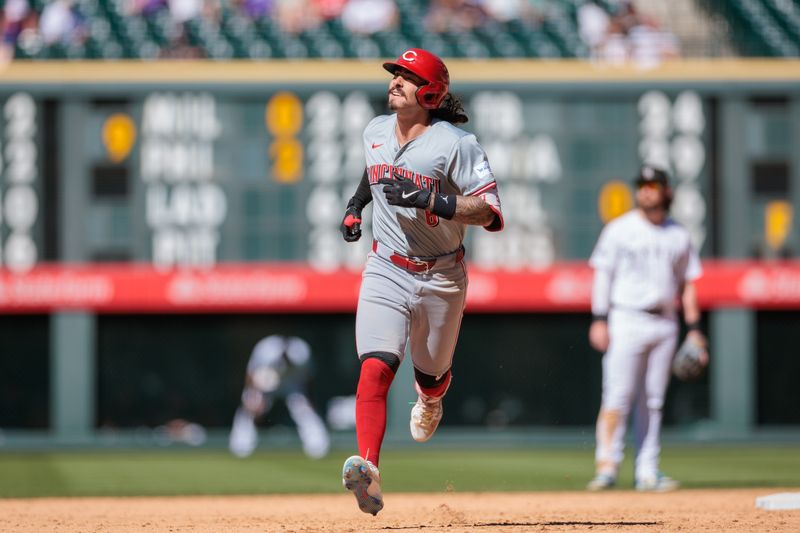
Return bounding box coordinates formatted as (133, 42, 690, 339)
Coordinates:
(338, 48, 503, 515)
(587, 166, 708, 492)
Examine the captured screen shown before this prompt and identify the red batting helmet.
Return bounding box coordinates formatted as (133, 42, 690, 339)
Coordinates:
(383, 48, 449, 110)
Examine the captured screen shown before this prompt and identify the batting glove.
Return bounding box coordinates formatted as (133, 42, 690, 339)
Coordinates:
(340, 205, 362, 242)
(378, 176, 431, 209)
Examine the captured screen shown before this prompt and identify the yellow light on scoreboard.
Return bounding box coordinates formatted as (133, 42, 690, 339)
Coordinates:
(598, 180, 633, 223)
(102, 113, 136, 163)
(266, 92, 303, 137)
(269, 138, 304, 184)
(765, 200, 793, 251)
(266, 92, 304, 183)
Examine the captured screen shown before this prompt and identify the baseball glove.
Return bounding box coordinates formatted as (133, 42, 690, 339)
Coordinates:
(672, 334, 707, 382)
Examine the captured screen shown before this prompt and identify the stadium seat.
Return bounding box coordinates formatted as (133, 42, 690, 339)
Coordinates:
(541, 9, 583, 58)
(701, 0, 799, 56)
(763, 0, 800, 47)
(417, 33, 454, 59)
(349, 35, 382, 59)
(737, 0, 799, 56)
(372, 30, 412, 58)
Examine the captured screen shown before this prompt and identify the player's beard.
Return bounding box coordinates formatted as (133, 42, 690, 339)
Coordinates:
(639, 195, 660, 210)
(636, 188, 668, 212)
(637, 190, 669, 223)
(642, 204, 666, 214)
(388, 87, 414, 112)
(388, 91, 406, 112)
(640, 202, 669, 224)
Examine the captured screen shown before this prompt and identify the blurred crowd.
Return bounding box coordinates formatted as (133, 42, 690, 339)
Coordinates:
(578, 0, 680, 67)
(1, 0, 87, 61)
(0, 0, 680, 61)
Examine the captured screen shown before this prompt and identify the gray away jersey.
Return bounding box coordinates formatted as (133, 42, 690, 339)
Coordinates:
(364, 114, 503, 257)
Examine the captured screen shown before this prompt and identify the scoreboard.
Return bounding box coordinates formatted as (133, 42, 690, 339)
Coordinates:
(0, 92, 40, 272)
(0, 60, 798, 311)
(101, 86, 712, 271)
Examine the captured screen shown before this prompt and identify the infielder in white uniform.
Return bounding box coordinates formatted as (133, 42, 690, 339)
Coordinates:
(338, 48, 503, 515)
(587, 166, 708, 492)
(228, 335, 330, 459)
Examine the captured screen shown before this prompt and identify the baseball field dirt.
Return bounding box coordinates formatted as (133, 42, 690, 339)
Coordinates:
(2, 489, 799, 532)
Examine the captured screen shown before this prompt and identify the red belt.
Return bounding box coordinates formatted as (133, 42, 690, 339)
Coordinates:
(372, 240, 464, 273)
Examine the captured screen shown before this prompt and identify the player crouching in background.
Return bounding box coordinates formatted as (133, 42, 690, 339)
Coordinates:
(229, 335, 330, 459)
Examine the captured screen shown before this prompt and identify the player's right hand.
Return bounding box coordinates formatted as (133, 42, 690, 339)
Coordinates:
(589, 320, 610, 353)
(379, 176, 432, 209)
(340, 205, 362, 242)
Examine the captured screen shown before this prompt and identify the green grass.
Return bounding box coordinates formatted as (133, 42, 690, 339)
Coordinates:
(0, 447, 798, 498)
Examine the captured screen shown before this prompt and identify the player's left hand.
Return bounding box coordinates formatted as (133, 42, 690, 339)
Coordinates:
(340, 205, 362, 242)
(686, 329, 709, 366)
(379, 176, 431, 209)
(672, 331, 709, 381)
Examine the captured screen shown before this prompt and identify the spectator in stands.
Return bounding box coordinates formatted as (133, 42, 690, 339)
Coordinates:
(311, 0, 348, 23)
(168, 0, 219, 25)
(594, 17, 627, 65)
(157, 28, 205, 58)
(425, 0, 488, 33)
(275, 0, 320, 34)
(613, 0, 652, 35)
(168, 0, 202, 24)
(0, 0, 35, 62)
(588, 0, 680, 67)
(482, 0, 525, 24)
(159, 0, 221, 59)
(127, 0, 169, 18)
(237, 0, 275, 19)
(577, 0, 610, 56)
(628, 18, 680, 68)
(39, 0, 88, 47)
(340, 0, 397, 35)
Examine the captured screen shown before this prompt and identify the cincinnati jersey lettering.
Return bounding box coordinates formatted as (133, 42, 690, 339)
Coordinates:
(369, 164, 440, 226)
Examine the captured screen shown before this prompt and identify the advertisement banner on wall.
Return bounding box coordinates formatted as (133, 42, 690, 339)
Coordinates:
(1, 261, 800, 313)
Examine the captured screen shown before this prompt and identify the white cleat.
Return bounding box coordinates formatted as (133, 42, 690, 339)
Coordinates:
(342, 455, 384, 515)
(586, 472, 617, 491)
(636, 472, 679, 492)
(229, 408, 257, 458)
(410, 385, 444, 443)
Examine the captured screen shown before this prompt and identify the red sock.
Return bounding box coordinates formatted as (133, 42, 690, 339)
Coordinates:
(355, 358, 396, 467)
(418, 370, 452, 398)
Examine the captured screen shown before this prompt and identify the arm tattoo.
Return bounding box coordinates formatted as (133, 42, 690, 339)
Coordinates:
(452, 195, 496, 226)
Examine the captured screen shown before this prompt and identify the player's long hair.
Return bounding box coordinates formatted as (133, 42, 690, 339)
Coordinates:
(430, 93, 468, 124)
